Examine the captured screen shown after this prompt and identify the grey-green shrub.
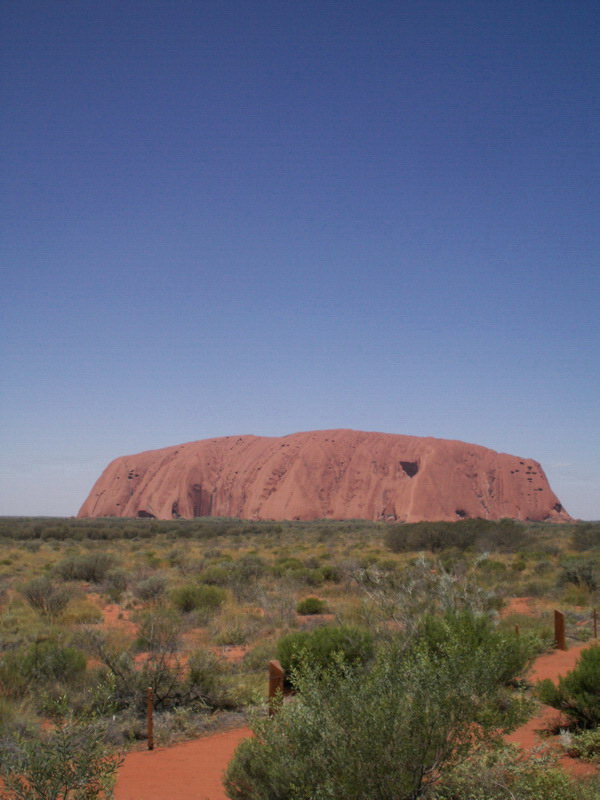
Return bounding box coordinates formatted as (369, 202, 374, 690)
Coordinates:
(20, 577, 72, 620)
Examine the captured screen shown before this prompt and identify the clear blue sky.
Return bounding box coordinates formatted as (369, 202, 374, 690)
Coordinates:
(1, 1, 599, 519)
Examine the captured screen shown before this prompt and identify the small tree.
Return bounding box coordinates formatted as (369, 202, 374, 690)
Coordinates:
(225, 614, 531, 800)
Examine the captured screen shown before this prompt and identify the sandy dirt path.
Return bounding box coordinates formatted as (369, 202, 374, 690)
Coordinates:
(506, 642, 598, 777)
(115, 727, 252, 800)
(116, 642, 597, 798)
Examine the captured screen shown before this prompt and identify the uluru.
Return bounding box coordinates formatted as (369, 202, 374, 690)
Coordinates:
(77, 429, 569, 523)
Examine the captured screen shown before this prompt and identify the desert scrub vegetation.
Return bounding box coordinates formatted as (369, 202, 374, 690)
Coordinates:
(0, 513, 597, 773)
(0, 700, 122, 800)
(433, 745, 600, 800)
(224, 611, 534, 800)
(538, 645, 600, 729)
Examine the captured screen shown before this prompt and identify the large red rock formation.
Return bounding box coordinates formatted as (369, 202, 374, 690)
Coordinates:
(78, 429, 569, 523)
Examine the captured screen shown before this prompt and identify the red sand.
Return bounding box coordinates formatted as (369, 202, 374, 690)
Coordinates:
(506, 642, 599, 777)
(501, 596, 533, 617)
(115, 727, 252, 800)
(115, 641, 598, 798)
(78, 429, 569, 523)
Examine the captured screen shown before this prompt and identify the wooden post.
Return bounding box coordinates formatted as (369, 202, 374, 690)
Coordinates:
(147, 687, 154, 750)
(268, 659, 285, 717)
(554, 610, 567, 651)
(593, 609, 598, 640)
(514, 623, 519, 637)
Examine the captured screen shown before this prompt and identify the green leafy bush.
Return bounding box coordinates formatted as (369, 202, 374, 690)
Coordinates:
(420, 611, 537, 687)
(171, 583, 227, 615)
(225, 622, 530, 800)
(0, 641, 86, 696)
(296, 597, 327, 615)
(276, 625, 373, 678)
(538, 645, 600, 728)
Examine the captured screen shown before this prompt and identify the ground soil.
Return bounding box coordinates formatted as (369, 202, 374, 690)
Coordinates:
(506, 641, 598, 777)
(115, 726, 252, 800)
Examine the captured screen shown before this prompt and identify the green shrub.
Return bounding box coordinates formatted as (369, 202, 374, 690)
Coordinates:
(557, 558, 600, 591)
(212, 608, 263, 646)
(572, 523, 600, 552)
(225, 624, 531, 800)
(296, 597, 327, 615)
(171, 583, 227, 615)
(20, 577, 72, 620)
(0, 641, 86, 696)
(55, 553, 115, 583)
(564, 726, 600, 760)
(242, 640, 278, 672)
(276, 625, 373, 678)
(133, 574, 168, 602)
(420, 611, 537, 687)
(1, 715, 121, 799)
(538, 645, 600, 728)
(434, 745, 600, 800)
(199, 565, 233, 586)
(103, 569, 129, 595)
(187, 648, 228, 706)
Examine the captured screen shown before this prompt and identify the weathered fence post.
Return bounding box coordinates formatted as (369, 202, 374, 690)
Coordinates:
(268, 659, 285, 717)
(147, 686, 154, 750)
(593, 609, 598, 640)
(554, 610, 567, 651)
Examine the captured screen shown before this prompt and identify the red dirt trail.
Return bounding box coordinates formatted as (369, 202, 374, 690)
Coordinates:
(116, 642, 597, 799)
(115, 727, 251, 800)
(506, 642, 598, 777)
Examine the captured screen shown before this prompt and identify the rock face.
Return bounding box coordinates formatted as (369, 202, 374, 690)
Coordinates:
(78, 429, 569, 523)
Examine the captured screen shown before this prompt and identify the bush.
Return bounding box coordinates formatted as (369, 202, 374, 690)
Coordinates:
(0, 641, 86, 696)
(557, 558, 600, 591)
(434, 745, 600, 800)
(538, 645, 600, 728)
(225, 621, 530, 800)
(572, 523, 600, 551)
(0, 714, 122, 799)
(212, 608, 263, 646)
(55, 553, 115, 583)
(133, 574, 168, 602)
(276, 625, 374, 678)
(296, 597, 327, 615)
(20, 577, 72, 620)
(419, 611, 537, 687)
(103, 568, 129, 600)
(171, 583, 227, 617)
(564, 726, 600, 760)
